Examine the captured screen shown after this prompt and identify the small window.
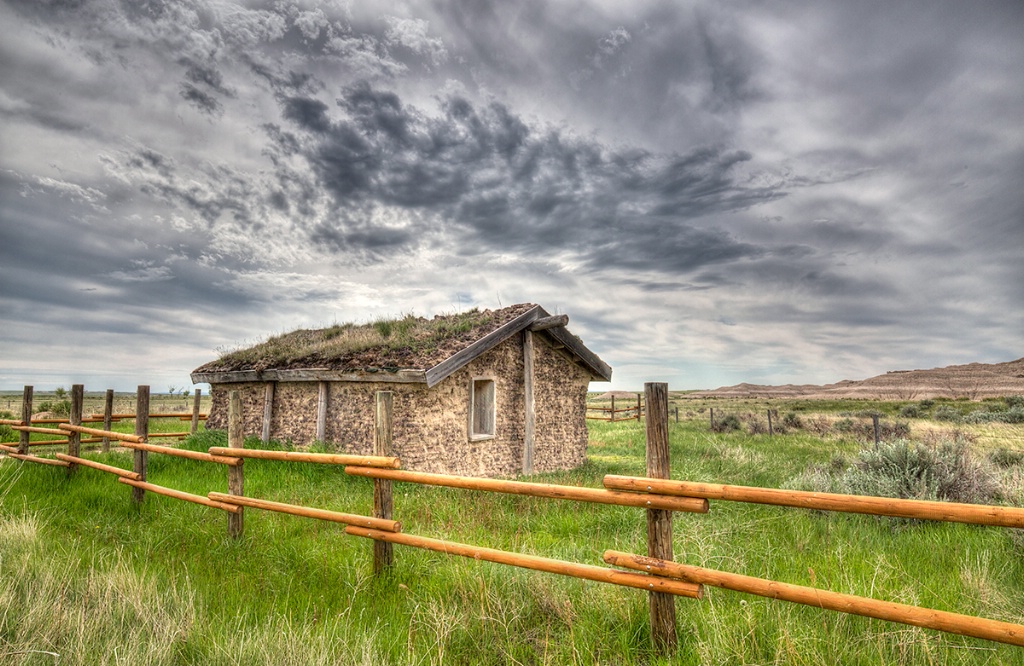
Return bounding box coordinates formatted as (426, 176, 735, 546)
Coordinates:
(470, 378, 495, 440)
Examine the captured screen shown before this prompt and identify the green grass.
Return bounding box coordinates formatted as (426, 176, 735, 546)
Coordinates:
(1, 414, 1023, 664)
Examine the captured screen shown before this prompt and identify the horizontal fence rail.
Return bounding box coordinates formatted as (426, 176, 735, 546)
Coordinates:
(54, 453, 140, 480)
(0, 443, 71, 467)
(604, 475, 1024, 529)
(208, 492, 401, 532)
(122, 441, 242, 466)
(118, 478, 239, 513)
(345, 526, 703, 599)
(603, 551, 1024, 648)
(344, 466, 709, 513)
(207, 447, 400, 469)
(59, 424, 144, 444)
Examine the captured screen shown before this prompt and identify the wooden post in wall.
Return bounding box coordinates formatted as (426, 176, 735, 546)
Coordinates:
(373, 391, 394, 575)
(228, 390, 244, 539)
(66, 384, 83, 476)
(191, 388, 202, 435)
(132, 386, 150, 504)
(18, 386, 33, 455)
(316, 381, 328, 443)
(645, 382, 678, 655)
(103, 389, 114, 453)
(262, 382, 275, 443)
(522, 330, 535, 475)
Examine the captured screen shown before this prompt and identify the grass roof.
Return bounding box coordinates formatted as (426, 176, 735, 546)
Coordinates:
(195, 303, 537, 374)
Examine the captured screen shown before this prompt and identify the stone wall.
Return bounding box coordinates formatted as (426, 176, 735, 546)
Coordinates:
(206, 332, 591, 477)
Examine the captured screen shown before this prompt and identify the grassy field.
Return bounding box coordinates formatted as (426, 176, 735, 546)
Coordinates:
(1, 400, 1023, 665)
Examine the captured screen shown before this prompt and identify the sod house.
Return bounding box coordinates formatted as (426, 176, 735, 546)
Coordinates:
(191, 304, 611, 477)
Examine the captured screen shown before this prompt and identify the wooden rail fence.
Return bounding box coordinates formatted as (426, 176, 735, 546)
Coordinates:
(2, 383, 1023, 654)
(586, 393, 644, 421)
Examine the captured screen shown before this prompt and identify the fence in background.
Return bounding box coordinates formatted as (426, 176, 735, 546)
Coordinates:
(587, 393, 644, 421)
(2, 383, 1024, 655)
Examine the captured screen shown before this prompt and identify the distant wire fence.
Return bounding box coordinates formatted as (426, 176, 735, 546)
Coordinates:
(587, 393, 644, 421)
(2, 383, 1024, 654)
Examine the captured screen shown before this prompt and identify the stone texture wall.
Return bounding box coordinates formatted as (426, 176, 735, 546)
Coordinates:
(530, 334, 592, 473)
(205, 332, 592, 477)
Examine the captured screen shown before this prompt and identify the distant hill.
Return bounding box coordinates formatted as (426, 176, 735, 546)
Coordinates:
(689, 358, 1024, 400)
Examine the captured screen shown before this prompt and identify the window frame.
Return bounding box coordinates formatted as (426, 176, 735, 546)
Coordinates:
(468, 376, 496, 441)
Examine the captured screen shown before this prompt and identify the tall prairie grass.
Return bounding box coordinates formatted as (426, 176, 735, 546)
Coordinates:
(0, 411, 1022, 664)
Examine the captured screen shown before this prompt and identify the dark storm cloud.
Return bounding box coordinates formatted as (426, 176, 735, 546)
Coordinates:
(272, 83, 782, 270)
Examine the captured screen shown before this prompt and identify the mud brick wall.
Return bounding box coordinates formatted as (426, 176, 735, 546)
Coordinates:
(530, 335, 592, 473)
(205, 333, 592, 477)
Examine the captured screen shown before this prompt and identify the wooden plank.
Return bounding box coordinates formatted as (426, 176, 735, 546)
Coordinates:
(146, 432, 190, 438)
(262, 382, 274, 443)
(54, 454, 140, 480)
(1, 444, 71, 467)
(424, 306, 543, 387)
(228, 390, 244, 539)
(644, 382, 677, 655)
(133, 386, 149, 504)
(374, 391, 394, 574)
(207, 447, 400, 468)
(58, 424, 144, 443)
(117, 478, 239, 513)
(209, 492, 400, 532)
(603, 551, 1024, 648)
(528, 314, 569, 331)
(603, 476, 1024, 529)
(18, 386, 32, 455)
(543, 324, 613, 381)
(13, 425, 67, 435)
(103, 388, 114, 453)
(66, 384, 83, 476)
(344, 466, 709, 513)
(190, 388, 201, 434)
(345, 527, 702, 599)
(121, 441, 242, 466)
(316, 381, 328, 442)
(0, 419, 25, 426)
(522, 330, 535, 475)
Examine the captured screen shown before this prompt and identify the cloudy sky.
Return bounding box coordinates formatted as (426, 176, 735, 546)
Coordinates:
(1, 0, 1021, 393)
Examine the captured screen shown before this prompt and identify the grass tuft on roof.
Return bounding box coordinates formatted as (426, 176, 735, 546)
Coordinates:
(198, 303, 537, 373)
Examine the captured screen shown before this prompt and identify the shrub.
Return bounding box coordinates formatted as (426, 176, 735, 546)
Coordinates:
(1006, 396, 1024, 409)
(781, 412, 802, 429)
(899, 404, 922, 418)
(990, 448, 1024, 469)
(834, 418, 855, 433)
(711, 414, 742, 433)
(801, 439, 1004, 505)
(35, 400, 71, 417)
(918, 399, 935, 410)
(933, 405, 962, 422)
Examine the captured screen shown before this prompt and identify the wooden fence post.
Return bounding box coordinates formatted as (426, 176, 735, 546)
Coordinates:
(636, 393, 642, 422)
(103, 389, 114, 453)
(132, 386, 150, 504)
(67, 384, 83, 476)
(228, 390, 244, 539)
(18, 386, 33, 455)
(374, 391, 394, 575)
(767, 409, 774, 437)
(191, 388, 202, 435)
(709, 407, 715, 432)
(611, 395, 616, 422)
(645, 382, 677, 654)
(873, 414, 881, 448)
